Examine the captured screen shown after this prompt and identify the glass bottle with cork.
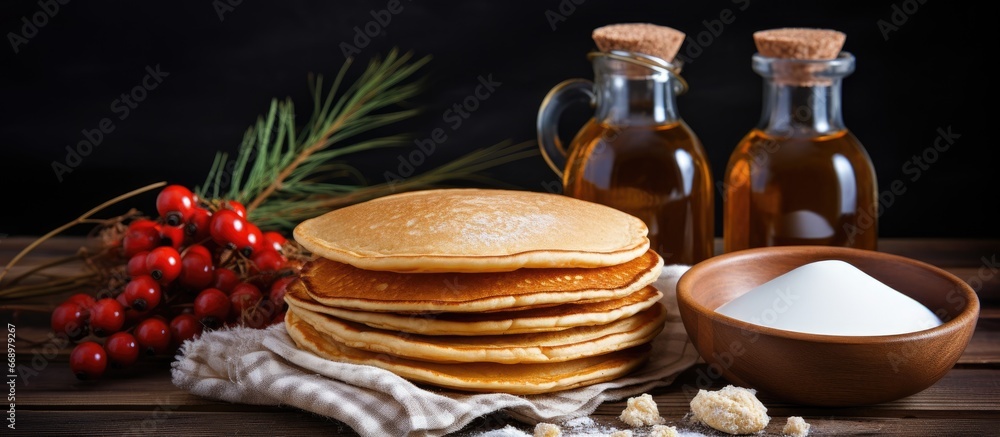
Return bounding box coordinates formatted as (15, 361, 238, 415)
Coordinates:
(537, 23, 714, 265)
(723, 28, 878, 252)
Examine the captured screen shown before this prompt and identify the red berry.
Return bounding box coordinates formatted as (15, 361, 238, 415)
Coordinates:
(51, 302, 88, 341)
(88, 298, 124, 336)
(269, 276, 295, 311)
(123, 219, 161, 258)
(127, 251, 149, 277)
(66, 293, 96, 310)
(159, 224, 186, 249)
(123, 275, 162, 312)
(179, 250, 214, 290)
(251, 249, 286, 273)
(211, 268, 240, 293)
(169, 314, 203, 348)
(145, 246, 182, 284)
(184, 243, 213, 260)
(156, 185, 196, 227)
(122, 308, 151, 324)
(117, 293, 149, 323)
(226, 200, 247, 218)
(134, 318, 171, 356)
(194, 288, 230, 329)
(209, 209, 249, 249)
(104, 332, 140, 367)
(185, 207, 213, 242)
(70, 341, 107, 380)
(229, 283, 263, 317)
(262, 231, 286, 251)
(245, 223, 264, 255)
(262, 231, 286, 252)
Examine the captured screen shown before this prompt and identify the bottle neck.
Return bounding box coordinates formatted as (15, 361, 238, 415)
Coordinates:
(591, 53, 684, 126)
(759, 80, 845, 136)
(753, 52, 854, 137)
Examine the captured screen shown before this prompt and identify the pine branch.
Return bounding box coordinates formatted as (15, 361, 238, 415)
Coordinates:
(197, 49, 539, 232)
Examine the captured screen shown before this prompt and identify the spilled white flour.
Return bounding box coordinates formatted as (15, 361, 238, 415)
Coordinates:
(473, 424, 531, 437)
(469, 416, 712, 437)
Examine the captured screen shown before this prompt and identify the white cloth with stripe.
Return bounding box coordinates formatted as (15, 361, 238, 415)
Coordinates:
(171, 265, 699, 437)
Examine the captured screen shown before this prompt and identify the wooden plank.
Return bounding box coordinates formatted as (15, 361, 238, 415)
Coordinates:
(14, 357, 1000, 413)
(962, 316, 1000, 364)
(878, 238, 1000, 268)
(13, 410, 354, 436)
(11, 410, 1000, 436)
(0, 237, 91, 258)
(15, 361, 217, 408)
(590, 366, 1000, 417)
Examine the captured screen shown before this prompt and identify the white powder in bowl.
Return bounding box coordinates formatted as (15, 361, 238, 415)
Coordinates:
(715, 260, 942, 336)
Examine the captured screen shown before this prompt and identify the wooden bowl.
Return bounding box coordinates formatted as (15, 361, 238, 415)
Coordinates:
(676, 246, 979, 406)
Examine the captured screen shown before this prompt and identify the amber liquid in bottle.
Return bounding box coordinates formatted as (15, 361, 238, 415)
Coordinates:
(724, 128, 877, 251)
(564, 120, 714, 265)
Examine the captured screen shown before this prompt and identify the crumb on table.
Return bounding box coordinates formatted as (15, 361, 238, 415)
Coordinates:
(533, 422, 561, 437)
(619, 393, 666, 427)
(649, 424, 679, 437)
(689, 385, 770, 435)
(783, 416, 811, 437)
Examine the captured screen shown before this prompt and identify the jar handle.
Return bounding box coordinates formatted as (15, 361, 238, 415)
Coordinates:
(536, 78, 595, 178)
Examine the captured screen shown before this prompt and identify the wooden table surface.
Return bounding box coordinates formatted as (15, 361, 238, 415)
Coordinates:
(2, 237, 998, 436)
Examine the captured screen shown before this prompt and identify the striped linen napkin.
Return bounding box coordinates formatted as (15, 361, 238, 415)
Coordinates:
(171, 265, 699, 437)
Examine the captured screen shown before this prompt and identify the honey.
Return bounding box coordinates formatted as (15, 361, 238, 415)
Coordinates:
(564, 120, 714, 265)
(723, 29, 877, 252)
(538, 24, 714, 265)
(724, 128, 876, 250)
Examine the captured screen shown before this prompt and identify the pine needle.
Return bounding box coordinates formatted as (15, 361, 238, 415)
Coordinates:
(196, 49, 538, 232)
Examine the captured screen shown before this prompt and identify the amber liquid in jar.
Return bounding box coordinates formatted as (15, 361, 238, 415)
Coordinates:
(564, 120, 714, 265)
(724, 128, 877, 251)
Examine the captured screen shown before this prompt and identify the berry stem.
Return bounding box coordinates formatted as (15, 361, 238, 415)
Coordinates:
(0, 181, 167, 285)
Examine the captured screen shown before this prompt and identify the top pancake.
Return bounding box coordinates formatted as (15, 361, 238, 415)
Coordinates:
(293, 188, 649, 272)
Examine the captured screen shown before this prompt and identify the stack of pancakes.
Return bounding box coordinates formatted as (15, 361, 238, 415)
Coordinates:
(285, 189, 666, 395)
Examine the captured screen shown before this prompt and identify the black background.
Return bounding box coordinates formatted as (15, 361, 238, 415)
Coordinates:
(0, 1, 995, 238)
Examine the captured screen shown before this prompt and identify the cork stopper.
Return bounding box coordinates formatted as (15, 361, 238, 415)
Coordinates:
(752, 28, 847, 86)
(592, 23, 686, 63)
(753, 28, 846, 60)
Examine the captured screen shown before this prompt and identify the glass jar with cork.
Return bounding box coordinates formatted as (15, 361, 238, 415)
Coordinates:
(723, 28, 878, 252)
(537, 23, 714, 266)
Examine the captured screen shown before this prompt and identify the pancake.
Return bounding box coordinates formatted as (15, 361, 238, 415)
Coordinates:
(287, 301, 666, 364)
(292, 188, 650, 273)
(286, 281, 664, 335)
(300, 249, 663, 313)
(285, 311, 652, 394)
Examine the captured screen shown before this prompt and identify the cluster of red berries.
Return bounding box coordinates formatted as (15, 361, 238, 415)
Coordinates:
(51, 184, 301, 380)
